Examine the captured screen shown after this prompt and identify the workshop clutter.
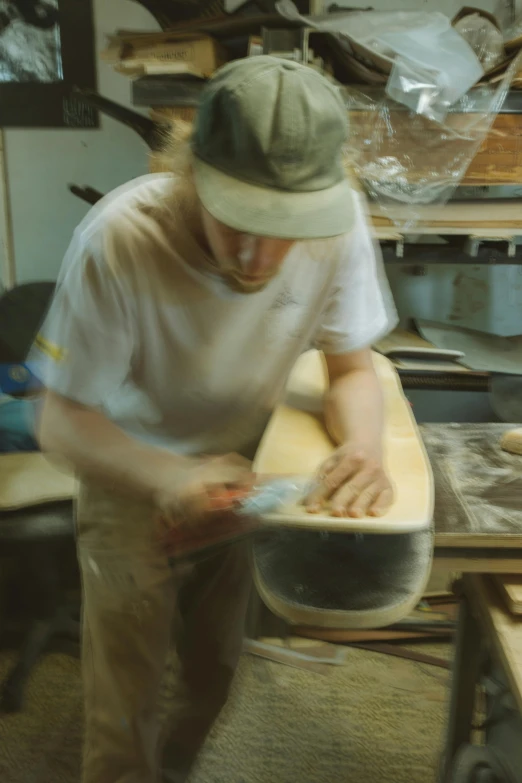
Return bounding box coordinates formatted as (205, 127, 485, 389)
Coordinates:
(102, 31, 228, 78)
(98, 4, 522, 226)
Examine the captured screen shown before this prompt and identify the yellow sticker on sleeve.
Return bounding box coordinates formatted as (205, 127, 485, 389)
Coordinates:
(34, 334, 68, 363)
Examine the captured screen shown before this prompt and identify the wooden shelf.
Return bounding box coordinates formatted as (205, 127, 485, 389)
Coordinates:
(380, 240, 522, 265)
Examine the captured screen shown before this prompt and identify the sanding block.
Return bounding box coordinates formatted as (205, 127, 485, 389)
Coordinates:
(160, 476, 313, 561)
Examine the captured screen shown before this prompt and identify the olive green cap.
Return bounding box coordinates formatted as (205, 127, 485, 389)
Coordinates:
(192, 55, 355, 239)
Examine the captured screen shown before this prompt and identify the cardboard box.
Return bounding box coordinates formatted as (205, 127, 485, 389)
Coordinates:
(103, 32, 227, 78)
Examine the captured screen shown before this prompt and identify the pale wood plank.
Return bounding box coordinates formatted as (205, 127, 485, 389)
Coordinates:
(469, 574, 522, 713)
(0, 453, 76, 511)
(370, 200, 522, 229)
(494, 575, 522, 615)
(434, 557, 522, 574)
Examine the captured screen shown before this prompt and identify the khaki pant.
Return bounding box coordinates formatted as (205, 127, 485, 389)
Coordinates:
(76, 482, 252, 783)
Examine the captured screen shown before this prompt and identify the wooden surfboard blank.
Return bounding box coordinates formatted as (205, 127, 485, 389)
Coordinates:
(253, 350, 433, 534)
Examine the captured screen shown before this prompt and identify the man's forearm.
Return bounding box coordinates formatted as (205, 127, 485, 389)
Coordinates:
(324, 367, 384, 453)
(38, 391, 190, 501)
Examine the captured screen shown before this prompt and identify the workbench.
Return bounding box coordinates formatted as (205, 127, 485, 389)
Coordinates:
(442, 573, 522, 782)
(248, 419, 522, 643)
(422, 423, 522, 574)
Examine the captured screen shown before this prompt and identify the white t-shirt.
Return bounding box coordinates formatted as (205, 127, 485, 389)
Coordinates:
(33, 174, 397, 457)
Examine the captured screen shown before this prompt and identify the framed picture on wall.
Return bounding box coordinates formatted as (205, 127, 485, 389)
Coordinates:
(0, 0, 98, 127)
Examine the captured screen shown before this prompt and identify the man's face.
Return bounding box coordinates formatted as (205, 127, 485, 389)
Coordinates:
(201, 206, 296, 293)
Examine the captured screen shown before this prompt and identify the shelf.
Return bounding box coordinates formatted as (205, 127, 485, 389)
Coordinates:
(348, 88, 522, 114)
(381, 241, 522, 265)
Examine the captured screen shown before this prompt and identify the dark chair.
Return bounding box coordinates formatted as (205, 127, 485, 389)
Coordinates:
(0, 281, 55, 365)
(0, 504, 79, 712)
(0, 282, 80, 712)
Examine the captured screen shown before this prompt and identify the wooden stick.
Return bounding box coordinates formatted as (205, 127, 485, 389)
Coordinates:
(294, 627, 451, 643)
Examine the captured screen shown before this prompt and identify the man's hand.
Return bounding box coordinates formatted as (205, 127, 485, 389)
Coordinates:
(305, 443, 394, 518)
(154, 453, 254, 529)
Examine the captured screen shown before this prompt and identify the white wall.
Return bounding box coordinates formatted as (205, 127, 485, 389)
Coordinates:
(4, 0, 160, 283)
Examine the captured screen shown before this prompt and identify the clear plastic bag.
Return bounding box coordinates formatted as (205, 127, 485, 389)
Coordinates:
(504, 14, 522, 44)
(386, 58, 450, 124)
(376, 15, 484, 121)
(277, 3, 484, 120)
(342, 51, 522, 229)
(454, 12, 505, 72)
(277, 0, 522, 228)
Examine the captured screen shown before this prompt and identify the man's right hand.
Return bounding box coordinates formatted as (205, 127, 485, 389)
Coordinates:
(38, 392, 254, 530)
(153, 453, 254, 529)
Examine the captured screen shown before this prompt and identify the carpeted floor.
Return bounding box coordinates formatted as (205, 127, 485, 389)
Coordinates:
(0, 641, 451, 783)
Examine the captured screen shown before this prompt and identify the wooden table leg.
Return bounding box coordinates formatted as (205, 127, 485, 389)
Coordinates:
(440, 581, 483, 782)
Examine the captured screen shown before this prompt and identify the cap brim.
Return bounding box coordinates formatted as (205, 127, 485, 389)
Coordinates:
(193, 158, 355, 240)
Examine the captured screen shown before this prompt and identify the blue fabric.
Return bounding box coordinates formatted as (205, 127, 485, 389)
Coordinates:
(0, 362, 43, 395)
(0, 396, 38, 453)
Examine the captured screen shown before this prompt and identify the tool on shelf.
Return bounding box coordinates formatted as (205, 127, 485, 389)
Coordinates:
(72, 88, 169, 150)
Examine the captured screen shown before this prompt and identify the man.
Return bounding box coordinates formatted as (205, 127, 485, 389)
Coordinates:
(35, 56, 397, 783)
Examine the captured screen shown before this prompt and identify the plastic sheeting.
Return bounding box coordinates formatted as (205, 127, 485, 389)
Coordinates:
(505, 14, 522, 44)
(277, 4, 484, 120)
(342, 58, 521, 229)
(454, 12, 505, 72)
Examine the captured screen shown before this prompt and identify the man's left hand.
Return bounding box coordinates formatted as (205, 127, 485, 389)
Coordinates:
(305, 443, 394, 518)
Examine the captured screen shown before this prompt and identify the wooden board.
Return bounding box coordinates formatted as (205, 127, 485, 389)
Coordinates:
(294, 627, 450, 643)
(469, 574, 522, 713)
(370, 200, 522, 231)
(374, 328, 472, 375)
(349, 111, 522, 187)
(462, 113, 522, 186)
(374, 328, 443, 356)
(434, 554, 522, 574)
(494, 575, 522, 615)
(435, 534, 522, 549)
(252, 350, 433, 534)
(373, 225, 521, 238)
(0, 452, 76, 511)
